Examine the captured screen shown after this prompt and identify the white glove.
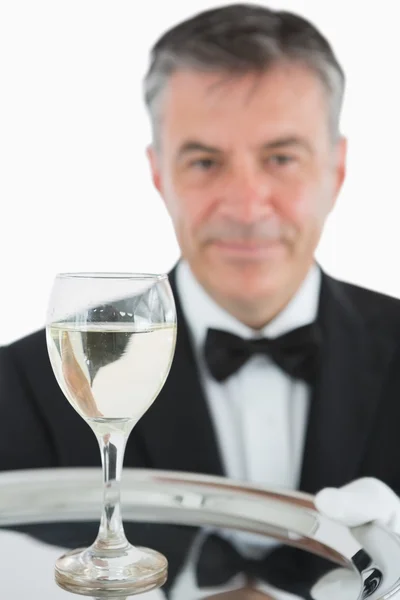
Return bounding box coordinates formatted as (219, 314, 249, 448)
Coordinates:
(314, 477, 400, 533)
(311, 478, 400, 600)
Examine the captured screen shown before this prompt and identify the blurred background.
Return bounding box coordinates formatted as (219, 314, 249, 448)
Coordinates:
(0, 0, 398, 344)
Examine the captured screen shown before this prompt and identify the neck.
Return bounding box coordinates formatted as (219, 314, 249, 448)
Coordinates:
(204, 266, 314, 330)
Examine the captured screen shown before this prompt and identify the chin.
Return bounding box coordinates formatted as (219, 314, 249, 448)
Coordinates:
(210, 259, 286, 301)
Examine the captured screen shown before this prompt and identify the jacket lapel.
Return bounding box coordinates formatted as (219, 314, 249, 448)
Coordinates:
(300, 272, 396, 493)
(137, 267, 225, 476)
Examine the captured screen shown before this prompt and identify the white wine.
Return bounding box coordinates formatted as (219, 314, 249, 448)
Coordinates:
(47, 322, 176, 423)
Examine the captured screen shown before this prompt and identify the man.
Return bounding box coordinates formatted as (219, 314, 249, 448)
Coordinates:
(2, 3, 400, 599)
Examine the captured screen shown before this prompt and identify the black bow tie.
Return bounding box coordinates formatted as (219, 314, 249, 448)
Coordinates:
(196, 533, 268, 588)
(195, 533, 324, 597)
(204, 323, 321, 384)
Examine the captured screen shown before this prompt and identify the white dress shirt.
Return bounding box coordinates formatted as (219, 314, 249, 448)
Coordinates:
(170, 260, 322, 599)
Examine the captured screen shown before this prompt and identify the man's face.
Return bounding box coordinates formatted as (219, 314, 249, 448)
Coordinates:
(147, 64, 346, 311)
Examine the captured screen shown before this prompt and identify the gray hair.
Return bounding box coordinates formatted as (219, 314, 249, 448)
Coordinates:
(143, 4, 345, 147)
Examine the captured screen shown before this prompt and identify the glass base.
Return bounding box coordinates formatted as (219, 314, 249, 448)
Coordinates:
(55, 544, 168, 597)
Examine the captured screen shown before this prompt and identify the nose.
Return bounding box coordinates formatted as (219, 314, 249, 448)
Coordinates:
(219, 161, 275, 223)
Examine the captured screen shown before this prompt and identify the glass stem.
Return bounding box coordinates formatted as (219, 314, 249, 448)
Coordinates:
(93, 430, 129, 552)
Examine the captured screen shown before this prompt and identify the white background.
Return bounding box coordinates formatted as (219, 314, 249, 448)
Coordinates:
(1, 0, 399, 344)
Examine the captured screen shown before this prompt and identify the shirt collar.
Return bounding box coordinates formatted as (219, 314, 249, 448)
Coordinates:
(175, 260, 321, 355)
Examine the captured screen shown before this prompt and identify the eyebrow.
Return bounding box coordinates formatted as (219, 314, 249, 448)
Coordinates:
(176, 136, 313, 159)
(262, 136, 313, 154)
(177, 141, 222, 159)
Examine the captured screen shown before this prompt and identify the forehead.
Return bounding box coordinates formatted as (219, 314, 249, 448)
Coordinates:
(159, 64, 330, 148)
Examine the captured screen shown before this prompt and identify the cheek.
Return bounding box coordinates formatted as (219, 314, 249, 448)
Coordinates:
(163, 186, 213, 250)
(167, 181, 216, 235)
(280, 181, 331, 232)
(161, 174, 188, 227)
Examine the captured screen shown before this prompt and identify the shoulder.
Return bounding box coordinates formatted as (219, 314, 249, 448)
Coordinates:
(1, 328, 48, 373)
(3, 327, 46, 353)
(325, 273, 400, 329)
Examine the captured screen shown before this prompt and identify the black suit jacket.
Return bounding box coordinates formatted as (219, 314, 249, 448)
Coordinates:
(2, 267, 400, 594)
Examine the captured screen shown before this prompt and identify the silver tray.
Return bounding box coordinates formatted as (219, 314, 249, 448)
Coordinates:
(0, 467, 399, 599)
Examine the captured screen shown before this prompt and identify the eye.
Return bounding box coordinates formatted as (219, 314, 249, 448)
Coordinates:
(267, 155, 296, 166)
(189, 158, 217, 170)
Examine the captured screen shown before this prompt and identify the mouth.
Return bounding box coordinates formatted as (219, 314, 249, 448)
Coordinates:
(210, 240, 286, 261)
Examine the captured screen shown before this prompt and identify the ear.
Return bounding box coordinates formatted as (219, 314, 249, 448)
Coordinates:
(328, 135, 347, 214)
(334, 135, 347, 197)
(146, 144, 162, 194)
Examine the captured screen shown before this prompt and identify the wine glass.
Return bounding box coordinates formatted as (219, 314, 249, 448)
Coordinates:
(45, 272, 177, 597)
